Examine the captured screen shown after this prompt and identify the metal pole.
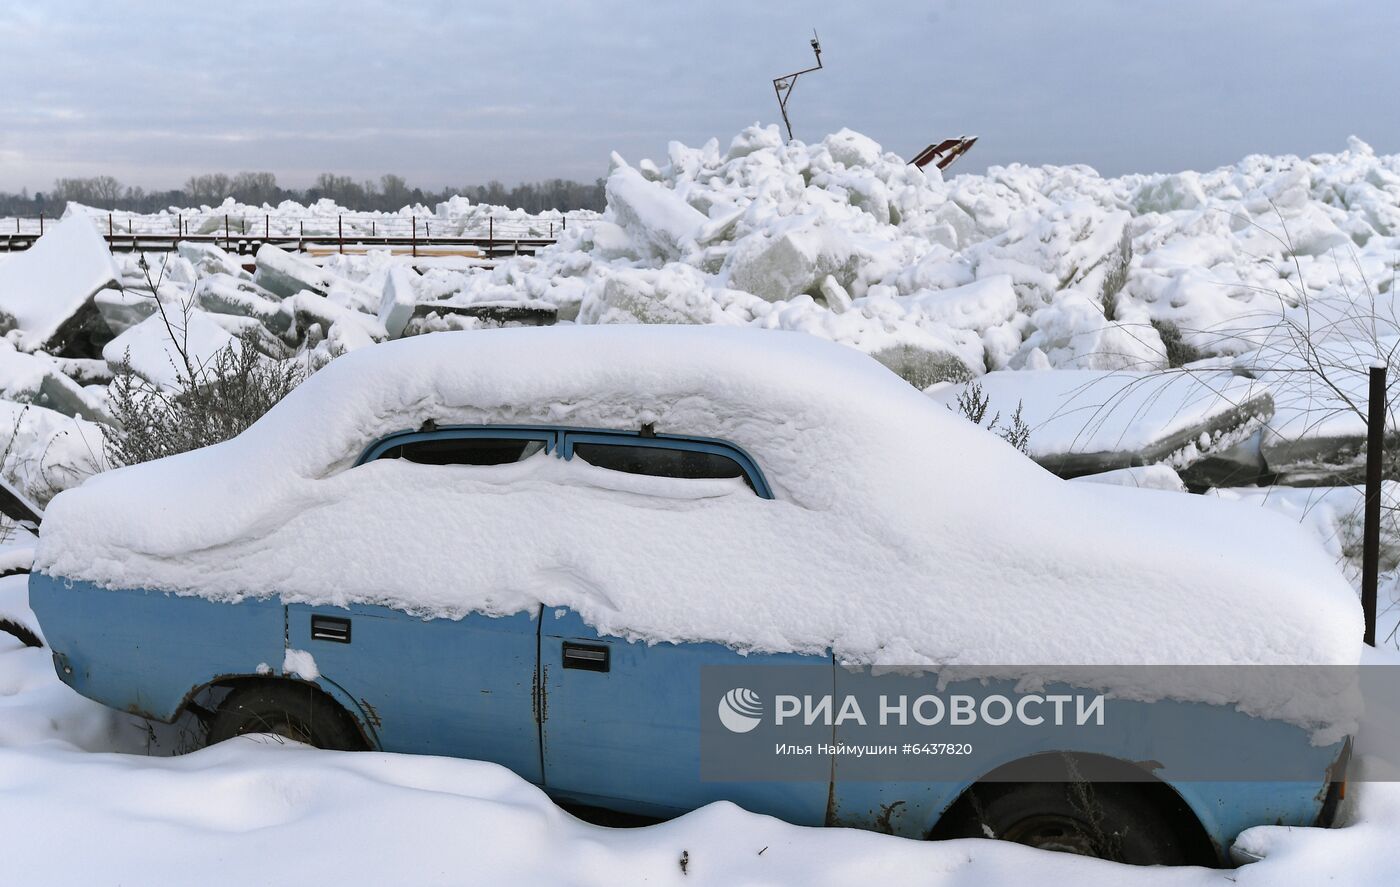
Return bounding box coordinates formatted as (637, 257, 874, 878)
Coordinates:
(338, 215, 344, 254)
(412, 217, 418, 257)
(39, 212, 44, 235)
(225, 214, 230, 251)
(266, 214, 270, 238)
(772, 33, 823, 142)
(489, 217, 494, 255)
(1363, 362, 1386, 646)
(108, 213, 113, 240)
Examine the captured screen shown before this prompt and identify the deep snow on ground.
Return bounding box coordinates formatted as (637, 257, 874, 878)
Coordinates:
(1, 571, 1399, 886)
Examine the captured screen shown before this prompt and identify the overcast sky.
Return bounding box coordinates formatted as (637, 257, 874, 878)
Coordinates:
(1, 0, 1396, 193)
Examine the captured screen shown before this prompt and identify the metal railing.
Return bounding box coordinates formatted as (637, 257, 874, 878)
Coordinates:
(0, 210, 592, 257)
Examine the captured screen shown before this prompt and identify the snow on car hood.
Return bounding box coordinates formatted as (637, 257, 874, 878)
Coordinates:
(35, 326, 1362, 730)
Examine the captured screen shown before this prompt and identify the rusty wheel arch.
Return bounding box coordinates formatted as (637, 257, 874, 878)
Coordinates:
(190, 674, 377, 752)
(926, 751, 1221, 867)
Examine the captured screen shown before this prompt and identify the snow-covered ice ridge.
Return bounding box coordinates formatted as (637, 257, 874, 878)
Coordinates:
(449, 125, 1398, 376)
(0, 123, 1397, 538)
(26, 122, 1400, 381)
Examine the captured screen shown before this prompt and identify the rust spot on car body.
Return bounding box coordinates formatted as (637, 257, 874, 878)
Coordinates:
(359, 698, 382, 729)
(124, 702, 161, 720)
(874, 800, 907, 835)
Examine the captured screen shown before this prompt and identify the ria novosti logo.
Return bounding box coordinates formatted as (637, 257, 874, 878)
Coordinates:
(717, 686, 1107, 733)
(718, 687, 764, 733)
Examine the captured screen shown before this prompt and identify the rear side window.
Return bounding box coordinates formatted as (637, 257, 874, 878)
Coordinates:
(376, 437, 545, 466)
(571, 441, 756, 492)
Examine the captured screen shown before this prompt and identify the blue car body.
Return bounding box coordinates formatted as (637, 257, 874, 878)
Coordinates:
(31, 423, 1348, 862)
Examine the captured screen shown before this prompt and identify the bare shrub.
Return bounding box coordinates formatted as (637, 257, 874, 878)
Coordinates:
(954, 381, 1032, 456)
(955, 381, 992, 425)
(101, 254, 303, 467)
(102, 333, 302, 467)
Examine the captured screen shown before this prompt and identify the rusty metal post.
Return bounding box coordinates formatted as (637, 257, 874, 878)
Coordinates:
(371, 220, 376, 237)
(266, 214, 270, 238)
(550, 221, 554, 238)
(1364, 363, 1387, 646)
(412, 217, 418, 257)
(338, 215, 344, 254)
(224, 214, 230, 250)
(108, 213, 113, 240)
(562, 215, 567, 231)
(489, 216, 494, 256)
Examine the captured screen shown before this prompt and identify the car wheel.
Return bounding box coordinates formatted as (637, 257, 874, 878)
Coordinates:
(207, 682, 367, 751)
(933, 781, 1198, 866)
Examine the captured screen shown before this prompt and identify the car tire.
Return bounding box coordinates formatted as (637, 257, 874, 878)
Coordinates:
(933, 781, 1199, 866)
(207, 682, 367, 751)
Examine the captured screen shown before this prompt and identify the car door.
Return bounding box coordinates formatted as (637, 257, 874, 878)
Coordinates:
(539, 431, 830, 823)
(289, 602, 543, 780)
(541, 608, 831, 823)
(286, 426, 559, 783)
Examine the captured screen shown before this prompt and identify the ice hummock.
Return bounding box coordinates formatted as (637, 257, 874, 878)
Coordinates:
(0, 215, 120, 353)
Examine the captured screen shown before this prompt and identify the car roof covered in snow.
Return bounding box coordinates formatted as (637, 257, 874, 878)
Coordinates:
(243, 323, 943, 503)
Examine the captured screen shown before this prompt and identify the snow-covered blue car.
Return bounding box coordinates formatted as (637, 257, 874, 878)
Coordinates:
(30, 326, 1360, 866)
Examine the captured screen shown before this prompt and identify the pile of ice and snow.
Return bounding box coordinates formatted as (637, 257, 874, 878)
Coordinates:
(453, 125, 1396, 493)
(0, 123, 1398, 559)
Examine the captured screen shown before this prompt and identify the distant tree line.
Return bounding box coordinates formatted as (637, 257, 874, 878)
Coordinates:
(0, 172, 607, 217)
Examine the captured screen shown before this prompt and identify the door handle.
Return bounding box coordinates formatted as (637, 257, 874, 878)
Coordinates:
(311, 614, 352, 643)
(562, 642, 609, 672)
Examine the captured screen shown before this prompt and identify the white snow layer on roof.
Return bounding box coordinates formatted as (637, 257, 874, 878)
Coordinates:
(35, 327, 1362, 732)
(0, 215, 118, 351)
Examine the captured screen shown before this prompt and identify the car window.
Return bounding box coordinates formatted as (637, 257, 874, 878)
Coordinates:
(571, 441, 756, 492)
(376, 437, 546, 466)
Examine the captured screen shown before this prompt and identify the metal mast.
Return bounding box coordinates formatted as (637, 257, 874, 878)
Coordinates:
(773, 32, 823, 142)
